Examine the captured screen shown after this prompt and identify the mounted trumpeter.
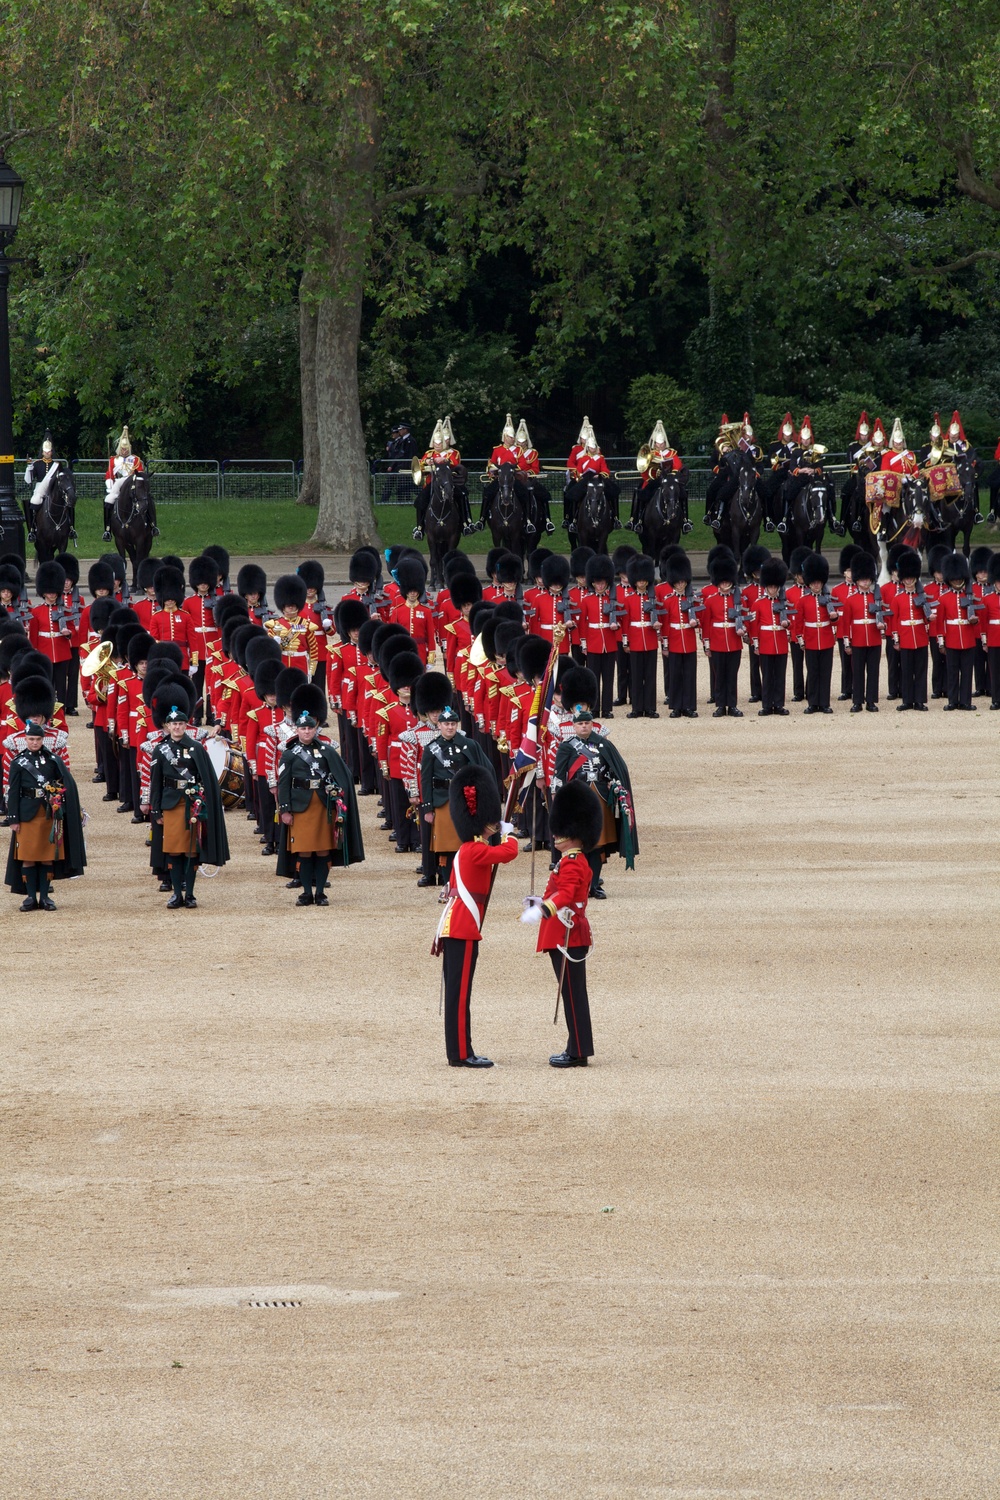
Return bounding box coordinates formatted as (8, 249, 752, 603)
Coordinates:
(477, 412, 533, 550)
(22, 432, 78, 561)
(102, 426, 158, 586)
(412, 417, 474, 542)
(513, 418, 555, 535)
(626, 421, 691, 541)
(776, 414, 840, 549)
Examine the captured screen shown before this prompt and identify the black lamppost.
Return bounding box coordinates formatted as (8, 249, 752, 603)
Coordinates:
(0, 156, 25, 559)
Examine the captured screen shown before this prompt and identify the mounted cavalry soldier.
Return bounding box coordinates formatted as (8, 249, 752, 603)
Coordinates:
(626, 421, 692, 535)
(477, 413, 534, 533)
(513, 419, 555, 535)
(563, 432, 621, 536)
(705, 414, 760, 533)
(762, 413, 800, 533)
(22, 431, 76, 545)
(412, 418, 474, 540)
(102, 426, 157, 542)
(776, 415, 841, 536)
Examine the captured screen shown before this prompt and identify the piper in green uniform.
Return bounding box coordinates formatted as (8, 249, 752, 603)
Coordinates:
(5, 692, 87, 913)
(276, 682, 364, 906)
(418, 703, 495, 886)
(148, 685, 231, 909)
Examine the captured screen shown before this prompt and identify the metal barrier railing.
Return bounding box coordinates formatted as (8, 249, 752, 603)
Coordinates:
(18, 458, 302, 504)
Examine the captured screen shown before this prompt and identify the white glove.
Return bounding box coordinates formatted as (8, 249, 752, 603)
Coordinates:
(188, 665, 197, 678)
(500, 820, 515, 838)
(519, 895, 544, 926)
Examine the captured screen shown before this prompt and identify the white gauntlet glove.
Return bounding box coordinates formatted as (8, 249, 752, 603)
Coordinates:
(519, 894, 545, 925)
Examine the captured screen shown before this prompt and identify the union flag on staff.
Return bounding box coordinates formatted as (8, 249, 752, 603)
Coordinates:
(512, 644, 558, 774)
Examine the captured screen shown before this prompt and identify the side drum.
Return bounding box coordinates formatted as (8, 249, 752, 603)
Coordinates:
(206, 736, 246, 809)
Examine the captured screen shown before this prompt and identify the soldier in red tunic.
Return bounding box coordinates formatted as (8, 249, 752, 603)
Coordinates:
(578, 555, 621, 717)
(793, 553, 838, 713)
(748, 557, 791, 716)
(936, 552, 981, 710)
(886, 549, 932, 711)
(150, 566, 195, 671)
(521, 780, 603, 1067)
(28, 561, 74, 708)
(432, 762, 518, 1067)
(699, 553, 746, 717)
(390, 555, 436, 663)
(841, 552, 885, 712)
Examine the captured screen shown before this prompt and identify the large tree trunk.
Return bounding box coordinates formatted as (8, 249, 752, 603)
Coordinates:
(309, 88, 382, 551)
(297, 272, 321, 508)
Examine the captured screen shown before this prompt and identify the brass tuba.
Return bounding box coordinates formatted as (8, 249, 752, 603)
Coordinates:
(636, 444, 653, 474)
(81, 639, 115, 683)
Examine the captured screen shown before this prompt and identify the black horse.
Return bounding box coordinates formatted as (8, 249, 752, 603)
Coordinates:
(718, 464, 762, 575)
(937, 453, 982, 557)
(574, 473, 614, 555)
(637, 472, 684, 559)
(482, 462, 528, 561)
(32, 469, 77, 563)
(780, 478, 830, 563)
(424, 464, 462, 590)
(109, 470, 156, 586)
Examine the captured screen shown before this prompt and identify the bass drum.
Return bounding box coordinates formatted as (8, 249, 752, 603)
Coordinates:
(206, 736, 246, 809)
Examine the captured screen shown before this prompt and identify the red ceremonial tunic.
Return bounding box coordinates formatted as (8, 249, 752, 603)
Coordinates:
(749, 595, 790, 655)
(577, 591, 621, 655)
(700, 591, 745, 653)
(794, 591, 837, 651)
(888, 588, 932, 650)
(537, 847, 592, 952)
(935, 587, 980, 649)
(842, 590, 884, 648)
(438, 836, 519, 940)
(29, 603, 74, 664)
(150, 606, 194, 669)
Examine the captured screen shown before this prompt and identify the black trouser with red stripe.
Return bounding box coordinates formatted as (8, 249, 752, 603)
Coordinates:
(804, 647, 833, 710)
(585, 652, 616, 716)
(550, 948, 593, 1058)
(668, 652, 697, 715)
(124, 745, 141, 811)
(946, 646, 974, 708)
(629, 649, 658, 716)
(760, 653, 787, 712)
(789, 641, 805, 700)
(442, 937, 481, 1063)
(899, 646, 928, 708)
(713, 649, 742, 711)
(851, 643, 881, 708)
(257, 774, 276, 846)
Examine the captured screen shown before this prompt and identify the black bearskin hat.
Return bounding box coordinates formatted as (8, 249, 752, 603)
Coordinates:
(0, 632, 29, 675)
(611, 544, 638, 575)
(100, 552, 127, 586)
(35, 560, 66, 597)
(944, 551, 970, 583)
(202, 544, 230, 580)
(254, 659, 282, 700)
(357, 545, 382, 579)
(245, 635, 282, 678)
(742, 544, 769, 578)
(585, 555, 615, 588)
(468, 602, 494, 637)
(127, 630, 155, 669)
(838, 544, 861, 574)
(493, 599, 524, 625)
(297, 558, 325, 593)
(230, 623, 264, 669)
(379, 634, 417, 676)
(357, 618, 380, 656)
(559, 664, 599, 713)
(927, 544, 950, 575)
(396, 555, 428, 598)
(541, 554, 571, 590)
(850, 552, 877, 584)
(114, 623, 144, 660)
(136, 556, 161, 592)
(549, 780, 604, 852)
(760, 557, 788, 588)
(0, 563, 24, 596)
(15, 674, 56, 723)
(290, 681, 328, 728)
(527, 547, 553, 579)
(569, 545, 596, 578)
(444, 549, 476, 578)
(10, 650, 53, 686)
(496, 553, 523, 586)
(336, 597, 370, 640)
(221, 616, 248, 657)
(212, 594, 250, 629)
(348, 549, 379, 586)
(494, 621, 525, 660)
(969, 545, 994, 576)
(387, 650, 425, 694)
(801, 553, 830, 587)
(276, 666, 308, 708)
(706, 543, 736, 569)
(371, 620, 408, 660)
(151, 678, 195, 728)
(886, 542, 908, 575)
(237, 563, 267, 599)
(0, 552, 26, 580)
(161, 555, 186, 577)
(988, 554, 1000, 587)
(109, 605, 139, 626)
(665, 552, 692, 587)
(486, 546, 505, 577)
(88, 598, 115, 635)
(55, 551, 80, 587)
(480, 616, 502, 663)
(518, 635, 551, 682)
(414, 671, 454, 717)
(449, 573, 483, 610)
(895, 549, 922, 581)
(710, 555, 739, 586)
(147, 640, 184, 669)
(189, 555, 220, 591)
(449, 763, 501, 843)
(273, 574, 307, 612)
(788, 546, 811, 577)
(154, 565, 185, 607)
(626, 555, 655, 588)
(88, 561, 116, 597)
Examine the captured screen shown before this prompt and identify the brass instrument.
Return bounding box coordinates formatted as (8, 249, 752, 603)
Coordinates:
(801, 444, 828, 463)
(636, 444, 653, 475)
(714, 421, 744, 457)
(410, 455, 426, 486)
(81, 639, 115, 683)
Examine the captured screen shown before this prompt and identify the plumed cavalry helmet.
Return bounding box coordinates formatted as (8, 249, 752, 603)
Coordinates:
(929, 411, 942, 442)
(441, 415, 455, 446)
(429, 419, 444, 449)
(549, 781, 604, 852)
(515, 418, 531, 447)
(449, 763, 501, 843)
(798, 414, 813, 445)
(871, 418, 886, 447)
(576, 416, 594, 446)
(649, 420, 667, 447)
(116, 425, 132, 458)
(40, 430, 54, 460)
(501, 412, 515, 443)
(273, 574, 307, 612)
(779, 411, 795, 440)
(855, 411, 870, 441)
(949, 409, 966, 441)
(742, 412, 754, 438)
(889, 417, 906, 451)
(802, 553, 830, 586)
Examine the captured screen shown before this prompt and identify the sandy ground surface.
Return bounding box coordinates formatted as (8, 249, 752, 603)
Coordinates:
(2, 656, 998, 1499)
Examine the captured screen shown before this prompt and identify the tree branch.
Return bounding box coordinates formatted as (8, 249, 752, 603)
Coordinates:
(374, 167, 509, 215)
(953, 137, 1000, 212)
(903, 248, 1000, 278)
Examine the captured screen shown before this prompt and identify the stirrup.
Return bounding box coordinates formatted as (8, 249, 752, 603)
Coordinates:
(625, 519, 636, 532)
(151, 525, 160, 537)
(776, 520, 787, 535)
(567, 522, 578, 534)
(975, 511, 984, 525)
(69, 528, 78, 540)
(525, 522, 536, 534)
(545, 521, 555, 533)
(27, 530, 37, 543)
(412, 527, 423, 540)
(987, 511, 997, 525)
(851, 519, 861, 534)
(764, 520, 775, 532)
(102, 528, 112, 542)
